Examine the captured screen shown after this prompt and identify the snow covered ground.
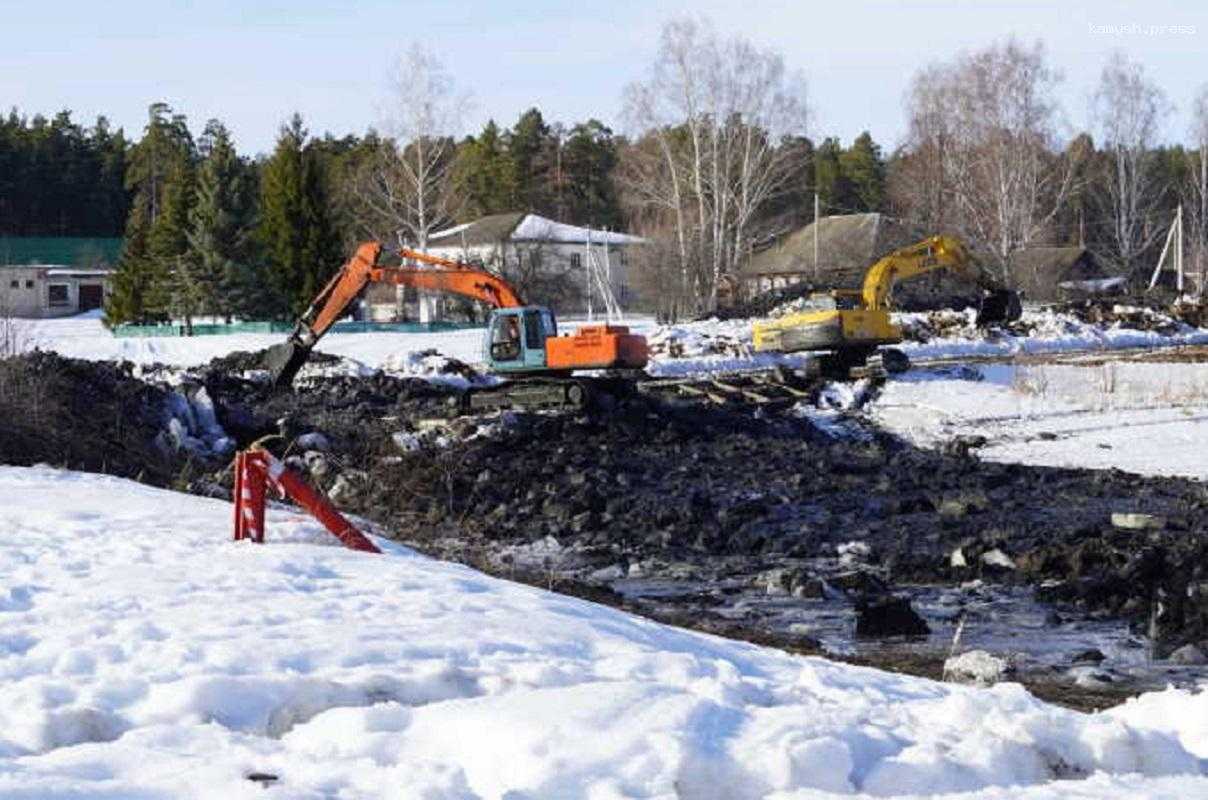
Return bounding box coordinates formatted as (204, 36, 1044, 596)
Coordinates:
(1, 465, 1206, 799)
(894, 307, 1208, 361)
(14, 305, 1208, 382)
(871, 361, 1208, 480)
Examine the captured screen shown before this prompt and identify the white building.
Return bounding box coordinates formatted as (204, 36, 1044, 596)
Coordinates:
(0, 264, 112, 318)
(367, 213, 643, 323)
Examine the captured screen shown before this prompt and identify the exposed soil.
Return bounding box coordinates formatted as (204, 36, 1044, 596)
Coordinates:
(188, 350, 1208, 659)
(2, 345, 1205, 707)
(0, 351, 184, 483)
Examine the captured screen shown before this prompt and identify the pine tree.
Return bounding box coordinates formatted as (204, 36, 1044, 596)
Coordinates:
(840, 132, 887, 212)
(453, 120, 519, 218)
(152, 156, 197, 327)
(258, 114, 342, 318)
(509, 108, 552, 212)
(560, 119, 621, 227)
(104, 103, 194, 326)
(185, 120, 252, 321)
(815, 137, 858, 215)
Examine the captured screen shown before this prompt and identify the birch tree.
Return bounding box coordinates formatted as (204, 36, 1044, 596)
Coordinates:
(1185, 84, 1208, 289)
(620, 16, 808, 315)
(901, 39, 1076, 285)
(354, 45, 467, 249)
(1092, 51, 1172, 278)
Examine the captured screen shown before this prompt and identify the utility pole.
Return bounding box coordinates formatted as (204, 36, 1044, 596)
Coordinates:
(584, 229, 593, 321)
(1177, 203, 1185, 294)
(813, 193, 820, 282)
(1149, 203, 1185, 293)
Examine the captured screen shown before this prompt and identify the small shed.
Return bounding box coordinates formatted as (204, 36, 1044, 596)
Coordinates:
(1009, 247, 1114, 301)
(0, 265, 112, 318)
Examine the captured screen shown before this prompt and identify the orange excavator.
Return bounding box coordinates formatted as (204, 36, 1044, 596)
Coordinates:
(265, 242, 648, 409)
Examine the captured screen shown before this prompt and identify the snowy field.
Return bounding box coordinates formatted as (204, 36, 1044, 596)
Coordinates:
(1, 465, 1206, 799)
(871, 360, 1208, 480)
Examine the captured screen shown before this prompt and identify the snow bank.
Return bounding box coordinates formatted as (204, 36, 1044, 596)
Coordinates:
(0, 466, 1205, 798)
(895, 307, 1208, 361)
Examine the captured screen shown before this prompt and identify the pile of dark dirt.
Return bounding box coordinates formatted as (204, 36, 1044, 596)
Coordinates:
(205, 348, 341, 374)
(4, 344, 1204, 656)
(0, 351, 184, 482)
(194, 365, 1208, 654)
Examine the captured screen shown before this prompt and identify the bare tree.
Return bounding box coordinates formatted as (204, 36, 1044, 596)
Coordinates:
(353, 45, 469, 250)
(620, 16, 808, 316)
(1185, 84, 1208, 290)
(900, 38, 1077, 285)
(1092, 51, 1172, 278)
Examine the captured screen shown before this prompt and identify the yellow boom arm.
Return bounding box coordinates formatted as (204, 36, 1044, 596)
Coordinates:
(860, 235, 988, 311)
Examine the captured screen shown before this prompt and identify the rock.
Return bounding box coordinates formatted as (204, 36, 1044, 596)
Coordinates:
(855, 596, 930, 637)
(1070, 648, 1106, 665)
(757, 567, 817, 597)
(944, 650, 1013, 686)
(570, 511, 599, 534)
(792, 577, 826, 599)
(950, 547, 968, 569)
(757, 568, 793, 595)
(980, 548, 1016, 570)
(294, 431, 330, 451)
(1111, 512, 1166, 531)
(1168, 644, 1207, 665)
(327, 471, 368, 506)
(829, 570, 887, 596)
(391, 431, 424, 453)
(938, 499, 968, 519)
(588, 564, 625, 582)
(837, 541, 872, 567)
(302, 450, 331, 477)
(942, 435, 987, 458)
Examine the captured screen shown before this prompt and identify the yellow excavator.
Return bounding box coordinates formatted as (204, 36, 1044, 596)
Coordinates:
(752, 235, 1021, 376)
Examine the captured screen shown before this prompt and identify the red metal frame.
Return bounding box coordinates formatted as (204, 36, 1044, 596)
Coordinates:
(232, 449, 381, 554)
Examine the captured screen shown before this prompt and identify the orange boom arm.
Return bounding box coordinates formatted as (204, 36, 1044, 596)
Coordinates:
(298, 242, 525, 343)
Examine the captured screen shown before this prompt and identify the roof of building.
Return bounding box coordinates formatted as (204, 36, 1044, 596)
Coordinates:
(743, 213, 924, 287)
(1009, 246, 1105, 282)
(430, 213, 643, 248)
(0, 237, 122, 267)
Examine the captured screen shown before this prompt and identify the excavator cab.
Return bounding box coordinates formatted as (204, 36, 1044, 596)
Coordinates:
(485, 306, 558, 373)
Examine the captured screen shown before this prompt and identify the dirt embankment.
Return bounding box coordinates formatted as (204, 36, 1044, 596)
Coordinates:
(0, 352, 183, 483)
(184, 351, 1208, 658)
(2, 348, 1206, 670)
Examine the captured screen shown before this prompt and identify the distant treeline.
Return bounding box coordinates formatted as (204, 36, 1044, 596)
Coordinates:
(0, 110, 130, 237)
(4, 27, 1206, 325)
(0, 101, 893, 325)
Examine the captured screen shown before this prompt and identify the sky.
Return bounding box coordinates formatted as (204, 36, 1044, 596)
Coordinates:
(2, 0, 1206, 155)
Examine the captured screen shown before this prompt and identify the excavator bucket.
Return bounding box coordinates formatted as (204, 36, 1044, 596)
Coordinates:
(976, 289, 1022, 327)
(265, 341, 312, 390)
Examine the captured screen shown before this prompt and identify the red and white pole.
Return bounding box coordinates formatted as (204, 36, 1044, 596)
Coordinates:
(231, 448, 380, 554)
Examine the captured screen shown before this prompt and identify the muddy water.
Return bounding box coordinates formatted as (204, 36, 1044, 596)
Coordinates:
(609, 573, 1205, 703)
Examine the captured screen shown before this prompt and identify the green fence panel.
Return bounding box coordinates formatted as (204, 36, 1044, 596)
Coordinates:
(112, 320, 479, 338)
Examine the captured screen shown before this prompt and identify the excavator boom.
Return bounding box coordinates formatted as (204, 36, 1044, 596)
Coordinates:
(266, 242, 528, 388)
(859, 234, 1019, 323)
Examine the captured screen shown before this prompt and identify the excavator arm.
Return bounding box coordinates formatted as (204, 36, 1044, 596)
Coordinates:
(265, 242, 526, 388)
(859, 235, 1021, 323)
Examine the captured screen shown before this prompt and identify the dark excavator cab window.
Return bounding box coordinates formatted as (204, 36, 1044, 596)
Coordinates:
(524, 310, 544, 349)
(490, 315, 522, 361)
